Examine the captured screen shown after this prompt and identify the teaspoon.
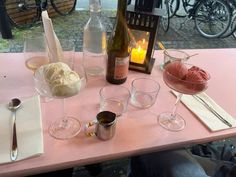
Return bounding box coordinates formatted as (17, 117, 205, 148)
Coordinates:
(8, 98, 21, 161)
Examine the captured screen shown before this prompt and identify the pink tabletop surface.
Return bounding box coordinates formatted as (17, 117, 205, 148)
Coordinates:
(0, 49, 236, 177)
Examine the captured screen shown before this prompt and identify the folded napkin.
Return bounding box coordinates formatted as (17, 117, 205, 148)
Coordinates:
(42, 11, 63, 62)
(172, 91, 236, 131)
(0, 96, 44, 164)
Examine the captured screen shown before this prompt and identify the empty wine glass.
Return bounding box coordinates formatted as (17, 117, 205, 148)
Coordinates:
(34, 62, 86, 139)
(24, 33, 49, 72)
(158, 61, 210, 131)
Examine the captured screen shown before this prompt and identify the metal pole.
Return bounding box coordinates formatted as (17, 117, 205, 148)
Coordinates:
(0, 0, 13, 39)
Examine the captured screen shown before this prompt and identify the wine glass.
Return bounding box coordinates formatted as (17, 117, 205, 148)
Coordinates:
(159, 49, 189, 70)
(24, 33, 49, 72)
(158, 61, 210, 131)
(34, 62, 86, 140)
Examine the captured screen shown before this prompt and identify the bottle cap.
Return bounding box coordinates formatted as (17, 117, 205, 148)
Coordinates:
(89, 0, 101, 12)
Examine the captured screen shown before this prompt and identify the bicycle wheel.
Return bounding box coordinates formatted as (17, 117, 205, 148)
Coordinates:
(5, 0, 40, 28)
(50, 0, 76, 16)
(231, 13, 236, 39)
(161, 0, 170, 32)
(220, 11, 236, 38)
(194, 0, 231, 38)
(169, 0, 180, 18)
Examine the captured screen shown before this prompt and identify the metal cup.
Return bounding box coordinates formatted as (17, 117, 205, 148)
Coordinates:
(84, 111, 116, 140)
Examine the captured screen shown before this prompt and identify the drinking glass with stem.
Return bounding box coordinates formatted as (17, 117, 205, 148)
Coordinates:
(34, 39, 87, 139)
(158, 61, 210, 131)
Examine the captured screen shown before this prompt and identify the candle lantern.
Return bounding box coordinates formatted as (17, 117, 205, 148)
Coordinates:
(126, 2, 163, 74)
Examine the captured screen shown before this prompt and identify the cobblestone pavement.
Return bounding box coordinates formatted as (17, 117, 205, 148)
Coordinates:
(0, 11, 115, 52)
(1, 10, 236, 53)
(0, 10, 236, 177)
(158, 17, 236, 49)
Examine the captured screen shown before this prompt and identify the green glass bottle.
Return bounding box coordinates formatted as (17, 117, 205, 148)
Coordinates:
(106, 0, 130, 84)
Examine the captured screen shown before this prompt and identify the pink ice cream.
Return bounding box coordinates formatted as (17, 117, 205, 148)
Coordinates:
(185, 66, 209, 82)
(164, 61, 209, 94)
(164, 60, 188, 79)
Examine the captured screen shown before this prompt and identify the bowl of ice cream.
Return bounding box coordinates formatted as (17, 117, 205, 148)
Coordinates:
(34, 62, 84, 98)
(163, 60, 210, 94)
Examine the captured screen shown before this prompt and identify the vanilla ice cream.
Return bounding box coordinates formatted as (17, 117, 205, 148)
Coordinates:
(43, 62, 81, 97)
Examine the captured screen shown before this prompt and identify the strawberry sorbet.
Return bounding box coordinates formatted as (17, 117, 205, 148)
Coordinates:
(164, 60, 188, 79)
(164, 61, 210, 94)
(186, 66, 209, 82)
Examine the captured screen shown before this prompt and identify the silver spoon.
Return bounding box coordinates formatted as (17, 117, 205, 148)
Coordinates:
(8, 98, 21, 161)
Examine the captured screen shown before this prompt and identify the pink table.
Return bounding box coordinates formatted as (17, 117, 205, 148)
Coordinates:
(0, 49, 236, 177)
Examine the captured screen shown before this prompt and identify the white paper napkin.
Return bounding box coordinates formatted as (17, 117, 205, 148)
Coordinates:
(42, 11, 63, 62)
(172, 91, 236, 131)
(0, 96, 44, 164)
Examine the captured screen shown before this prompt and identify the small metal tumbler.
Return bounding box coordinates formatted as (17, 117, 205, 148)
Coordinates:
(84, 111, 116, 141)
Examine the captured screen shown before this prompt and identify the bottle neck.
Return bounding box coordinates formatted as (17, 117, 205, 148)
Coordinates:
(107, 0, 129, 53)
(90, 11, 101, 19)
(89, 0, 101, 16)
(116, 0, 127, 25)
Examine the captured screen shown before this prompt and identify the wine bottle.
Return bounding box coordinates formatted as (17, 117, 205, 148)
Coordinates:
(106, 0, 130, 84)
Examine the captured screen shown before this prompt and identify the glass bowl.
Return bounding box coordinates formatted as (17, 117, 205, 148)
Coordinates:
(163, 61, 210, 95)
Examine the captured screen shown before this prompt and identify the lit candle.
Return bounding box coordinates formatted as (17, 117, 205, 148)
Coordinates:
(137, 39, 148, 49)
(130, 45, 146, 64)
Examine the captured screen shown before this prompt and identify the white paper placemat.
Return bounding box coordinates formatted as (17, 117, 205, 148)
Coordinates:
(173, 91, 236, 131)
(0, 96, 44, 164)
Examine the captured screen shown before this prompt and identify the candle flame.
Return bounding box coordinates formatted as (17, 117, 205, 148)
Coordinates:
(142, 39, 145, 44)
(138, 46, 141, 52)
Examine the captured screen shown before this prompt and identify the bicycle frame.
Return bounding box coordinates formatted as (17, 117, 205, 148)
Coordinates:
(182, 0, 196, 13)
(177, 0, 204, 16)
(172, 0, 198, 17)
(187, 0, 209, 18)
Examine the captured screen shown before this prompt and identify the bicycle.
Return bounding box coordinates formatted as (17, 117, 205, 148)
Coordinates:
(170, 0, 196, 17)
(160, 0, 170, 32)
(4, 0, 77, 28)
(194, 0, 232, 38)
(232, 12, 236, 39)
(219, 0, 236, 38)
(168, 0, 232, 38)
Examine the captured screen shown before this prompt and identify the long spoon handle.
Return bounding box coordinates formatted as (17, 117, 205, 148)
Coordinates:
(10, 111, 18, 161)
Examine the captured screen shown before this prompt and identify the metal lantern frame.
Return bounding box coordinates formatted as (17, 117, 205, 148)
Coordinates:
(126, 4, 163, 74)
(134, 0, 156, 12)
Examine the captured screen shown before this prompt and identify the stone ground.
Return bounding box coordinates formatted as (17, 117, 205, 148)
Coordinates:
(1, 10, 236, 52)
(1, 10, 236, 177)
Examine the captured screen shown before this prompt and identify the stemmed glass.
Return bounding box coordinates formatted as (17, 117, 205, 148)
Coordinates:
(158, 61, 210, 131)
(34, 62, 86, 140)
(24, 33, 49, 72)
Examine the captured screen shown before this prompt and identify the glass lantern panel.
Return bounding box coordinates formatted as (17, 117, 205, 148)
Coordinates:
(130, 29, 150, 64)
